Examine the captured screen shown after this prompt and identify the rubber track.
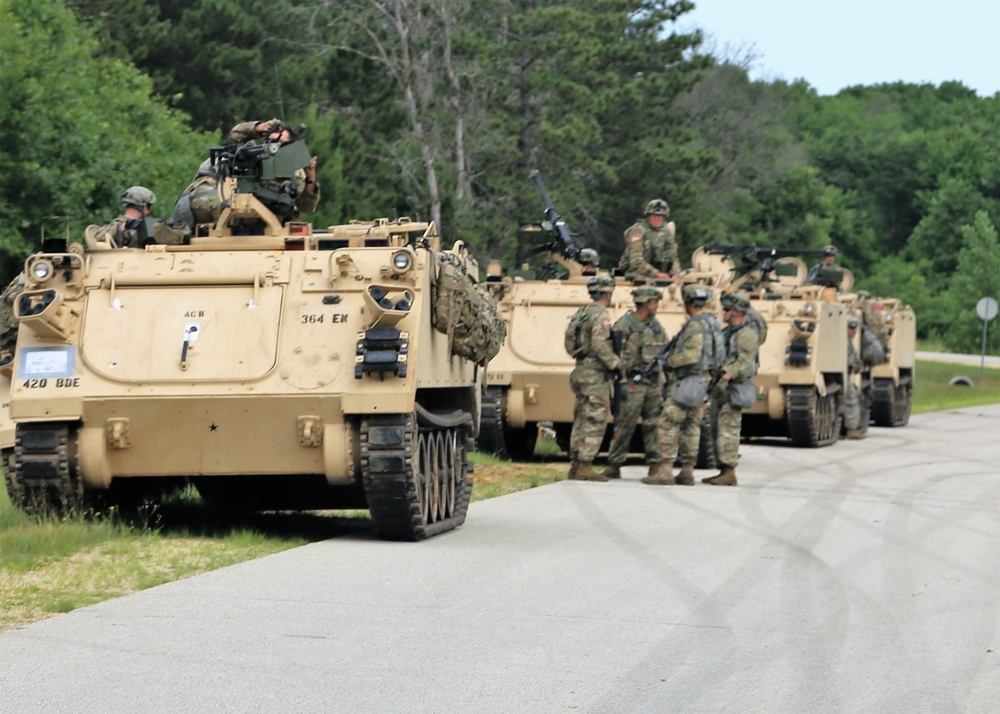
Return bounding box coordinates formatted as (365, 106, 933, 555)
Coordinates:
(785, 385, 840, 448)
(12, 422, 81, 513)
(360, 408, 473, 541)
(477, 386, 507, 456)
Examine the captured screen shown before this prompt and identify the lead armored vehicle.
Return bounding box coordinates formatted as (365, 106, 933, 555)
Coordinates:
(5, 132, 502, 540)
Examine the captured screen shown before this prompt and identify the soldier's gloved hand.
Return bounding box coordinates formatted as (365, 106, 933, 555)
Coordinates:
(256, 118, 281, 135)
(617, 364, 628, 381)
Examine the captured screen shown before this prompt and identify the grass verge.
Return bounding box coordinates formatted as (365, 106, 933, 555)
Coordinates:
(1, 358, 996, 631)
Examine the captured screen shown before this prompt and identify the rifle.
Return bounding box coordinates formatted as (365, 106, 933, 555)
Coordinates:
(633, 331, 681, 385)
(609, 329, 625, 421)
(523, 170, 580, 261)
(703, 243, 828, 286)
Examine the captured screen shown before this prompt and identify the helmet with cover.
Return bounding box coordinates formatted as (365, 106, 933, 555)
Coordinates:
(721, 292, 750, 314)
(587, 275, 616, 296)
(823, 244, 839, 257)
(631, 286, 663, 305)
(577, 248, 599, 266)
(121, 186, 156, 209)
(682, 284, 711, 307)
(644, 198, 670, 217)
(847, 315, 859, 329)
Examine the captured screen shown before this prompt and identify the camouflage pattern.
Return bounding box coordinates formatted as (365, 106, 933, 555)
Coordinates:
(842, 331, 863, 429)
(229, 120, 320, 217)
(657, 313, 709, 466)
(0, 272, 25, 357)
(93, 214, 145, 249)
(618, 217, 681, 280)
(567, 301, 621, 462)
(607, 310, 667, 466)
(714, 321, 762, 467)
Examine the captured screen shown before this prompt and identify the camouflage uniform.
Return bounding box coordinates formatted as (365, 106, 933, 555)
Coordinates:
(606, 304, 666, 470)
(652, 306, 716, 484)
(842, 320, 864, 434)
(92, 214, 148, 249)
(714, 316, 762, 469)
(566, 293, 622, 468)
(230, 120, 320, 217)
(0, 272, 25, 358)
(618, 199, 680, 280)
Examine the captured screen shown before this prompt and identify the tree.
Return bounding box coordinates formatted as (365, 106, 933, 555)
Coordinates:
(0, 0, 209, 279)
(943, 211, 1000, 353)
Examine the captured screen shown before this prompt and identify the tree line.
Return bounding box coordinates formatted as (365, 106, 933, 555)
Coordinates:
(2, 0, 998, 352)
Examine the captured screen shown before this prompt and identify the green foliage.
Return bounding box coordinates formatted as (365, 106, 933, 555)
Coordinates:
(943, 212, 1000, 352)
(0, 0, 210, 278)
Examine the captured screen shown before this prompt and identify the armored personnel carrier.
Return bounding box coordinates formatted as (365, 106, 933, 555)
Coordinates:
(847, 295, 916, 427)
(5, 132, 501, 540)
(702, 245, 851, 447)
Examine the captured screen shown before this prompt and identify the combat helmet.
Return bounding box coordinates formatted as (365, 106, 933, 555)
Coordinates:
(587, 275, 616, 296)
(121, 186, 156, 209)
(644, 198, 670, 217)
(721, 292, 750, 313)
(631, 286, 663, 304)
(682, 284, 710, 307)
(823, 244, 838, 256)
(847, 315, 859, 329)
(577, 248, 599, 267)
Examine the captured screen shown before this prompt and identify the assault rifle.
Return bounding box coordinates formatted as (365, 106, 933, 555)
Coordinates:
(522, 170, 581, 262)
(633, 331, 682, 385)
(610, 329, 625, 420)
(703, 243, 828, 286)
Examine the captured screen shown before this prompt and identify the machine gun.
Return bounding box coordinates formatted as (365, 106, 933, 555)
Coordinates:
(703, 243, 828, 286)
(209, 122, 312, 224)
(521, 170, 581, 263)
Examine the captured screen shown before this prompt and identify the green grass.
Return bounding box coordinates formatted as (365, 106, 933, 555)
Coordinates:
(2, 358, 997, 630)
(911, 360, 1000, 413)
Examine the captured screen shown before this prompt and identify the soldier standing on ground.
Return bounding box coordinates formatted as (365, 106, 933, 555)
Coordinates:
(565, 275, 624, 482)
(618, 199, 681, 282)
(604, 287, 667, 481)
(842, 315, 866, 440)
(704, 292, 762, 486)
(644, 284, 720, 486)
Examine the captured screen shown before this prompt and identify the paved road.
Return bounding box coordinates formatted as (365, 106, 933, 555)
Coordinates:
(2, 406, 999, 713)
(916, 350, 1000, 367)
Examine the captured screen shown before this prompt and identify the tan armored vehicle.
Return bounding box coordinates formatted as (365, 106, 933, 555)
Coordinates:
(5, 134, 501, 541)
(700, 245, 851, 447)
(847, 295, 916, 427)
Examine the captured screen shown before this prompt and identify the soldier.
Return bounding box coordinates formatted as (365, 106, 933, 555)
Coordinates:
(156, 159, 224, 244)
(617, 198, 681, 282)
(604, 287, 667, 480)
(644, 284, 721, 486)
(806, 244, 841, 287)
(0, 271, 25, 361)
(565, 275, 624, 482)
(230, 118, 320, 218)
(703, 292, 763, 486)
(577, 248, 600, 276)
(842, 315, 867, 440)
(92, 186, 158, 249)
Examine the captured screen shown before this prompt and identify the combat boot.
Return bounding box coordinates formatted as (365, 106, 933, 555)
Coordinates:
(675, 463, 695, 486)
(572, 462, 608, 482)
(845, 429, 867, 440)
(603, 464, 622, 480)
(703, 464, 737, 486)
(641, 462, 675, 485)
(567, 461, 578, 480)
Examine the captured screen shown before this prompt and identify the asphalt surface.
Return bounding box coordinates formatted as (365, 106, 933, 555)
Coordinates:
(2, 405, 1000, 713)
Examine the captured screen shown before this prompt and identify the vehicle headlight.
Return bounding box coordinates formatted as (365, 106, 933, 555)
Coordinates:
(30, 259, 53, 284)
(391, 250, 413, 273)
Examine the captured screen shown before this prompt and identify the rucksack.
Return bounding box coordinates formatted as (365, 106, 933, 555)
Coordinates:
(691, 312, 726, 373)
(432, 252, 507, 365)
(564, 305, 590, 358)
(744, 307, 768, 345)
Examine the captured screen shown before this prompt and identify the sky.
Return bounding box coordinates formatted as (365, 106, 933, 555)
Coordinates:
(678, 1, 999, 97)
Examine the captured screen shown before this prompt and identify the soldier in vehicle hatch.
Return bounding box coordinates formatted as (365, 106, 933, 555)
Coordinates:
(230, 118, 320, 219)
(618, 198, 681, 282)
(806, 244, 842, 288)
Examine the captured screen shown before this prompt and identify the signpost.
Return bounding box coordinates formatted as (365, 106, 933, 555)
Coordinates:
(975, 296, 998, 384)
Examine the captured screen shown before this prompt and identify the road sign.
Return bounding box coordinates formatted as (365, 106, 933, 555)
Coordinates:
(977, 296, 998, 322)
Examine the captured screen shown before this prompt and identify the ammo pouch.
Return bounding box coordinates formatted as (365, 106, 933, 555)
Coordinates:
(726, 380, 756, 410)
(670, 374, 707, 408)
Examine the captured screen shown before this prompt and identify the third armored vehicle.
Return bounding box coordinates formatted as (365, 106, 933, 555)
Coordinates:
(5, 130, 502, 540)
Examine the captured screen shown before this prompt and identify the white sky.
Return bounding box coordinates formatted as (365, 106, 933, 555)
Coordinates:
(679, 1, 999, 97)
